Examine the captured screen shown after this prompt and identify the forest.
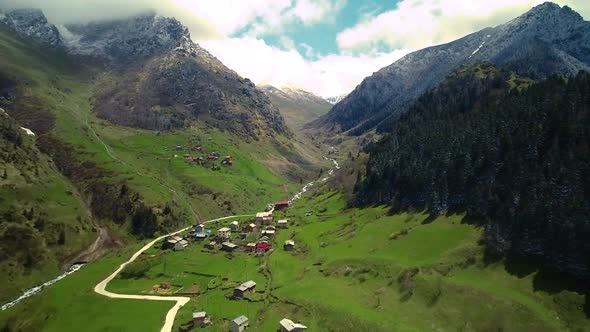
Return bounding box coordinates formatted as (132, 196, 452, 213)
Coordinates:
(356, 63, 590, 280)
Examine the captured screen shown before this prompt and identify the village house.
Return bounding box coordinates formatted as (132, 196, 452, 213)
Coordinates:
(255, 211, 273, 225)
(174, 239, 189, 251)
(164, 235, 183, 249)
(222, 155, 233, 166)
(195, 224, 205, 233)
(222, 242, 238, 252)
(274, 201, 290, 210)
(218, 227, 231, 240)
(258, 236, 270, 243)
(192, 231, 209, 241)
(233, 280, 256, 298)
(193, 311, 211, 327)
(277, 219, 288, 228)
(245, 243, 256, 252)
(265, 225, 276, 231)
(262, 215, 273, 225)
(255, 242, 271, 254)
(284, 240, 295, 251)
(230, 315, 249, 332)
(205, 241, 217, 250)
(245, 223, 257, 233)
(261, 229, 275, 237)
(230, 221, 239, 231)
(279, 318, 307, 332)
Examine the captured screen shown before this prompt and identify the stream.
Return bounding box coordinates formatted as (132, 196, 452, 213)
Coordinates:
(1, 263, 84, 311)
(289, 156, 340, 204)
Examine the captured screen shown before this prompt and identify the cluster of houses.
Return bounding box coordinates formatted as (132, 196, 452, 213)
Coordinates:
(175, 143, 234, 169)
(163, 212, 296, 255)
(187, 311, 306, 332)
(170, 200, 304, 331)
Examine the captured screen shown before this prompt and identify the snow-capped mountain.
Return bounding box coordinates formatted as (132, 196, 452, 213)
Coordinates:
(0, 9, 287, 138)
(325, 94, 347, 105)
(261, 85, 331, 129)
(0, 8, 63, 48)
(312, 2, 590, 135)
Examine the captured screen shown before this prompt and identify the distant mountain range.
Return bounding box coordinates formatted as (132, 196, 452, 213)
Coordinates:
(260, 85, 331, 130)
(0, 9, 287, 139)
(324, 94, 347, 105)
(312, 2, 590, 135)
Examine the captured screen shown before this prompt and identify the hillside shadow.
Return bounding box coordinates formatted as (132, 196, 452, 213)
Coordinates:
(502, 255, 590, 318)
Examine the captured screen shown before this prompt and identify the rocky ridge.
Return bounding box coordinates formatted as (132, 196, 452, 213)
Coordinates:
(314, 2, 590, 135)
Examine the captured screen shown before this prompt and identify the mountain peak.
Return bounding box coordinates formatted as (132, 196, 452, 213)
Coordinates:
(62, 12, 193, 63)
(0, 8, 63, 48)
(514, 1, 584, 25)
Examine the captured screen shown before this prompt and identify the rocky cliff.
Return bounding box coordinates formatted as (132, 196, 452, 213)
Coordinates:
(0, 8, 63, 48)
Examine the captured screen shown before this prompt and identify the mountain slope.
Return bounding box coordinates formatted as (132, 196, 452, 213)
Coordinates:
(261, 85, 331, 129)
(0, 8, 304, 308)
(0, 109, 96, 303)
(57, 13, 288, 138)
(355, 63, 590, 280)
(313, 2, 590, 135)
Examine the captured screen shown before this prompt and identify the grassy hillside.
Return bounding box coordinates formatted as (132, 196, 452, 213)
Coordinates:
(0, 245, 175, 332)
(68, 190, 589, 331)
(0, 109, 95, 304)
(0, 23, 306, 314)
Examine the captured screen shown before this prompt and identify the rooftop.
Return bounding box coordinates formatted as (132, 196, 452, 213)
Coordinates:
(279, 318, 307, 331)
(240, 280, 256, 289)
(232, 315, 249, 325)
(193, 312, 207, 319)
(218, 227, 231, 232)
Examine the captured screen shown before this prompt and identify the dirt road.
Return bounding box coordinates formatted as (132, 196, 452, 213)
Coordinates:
(94, 215, 253, 332)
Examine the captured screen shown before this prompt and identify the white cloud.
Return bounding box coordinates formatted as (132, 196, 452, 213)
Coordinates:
(0, 0, 346, 39)
(337, 0, 590, 52)
(200, 37, 411, 97)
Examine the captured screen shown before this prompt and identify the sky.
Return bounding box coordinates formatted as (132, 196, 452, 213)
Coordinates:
(1, 0, 589, 97)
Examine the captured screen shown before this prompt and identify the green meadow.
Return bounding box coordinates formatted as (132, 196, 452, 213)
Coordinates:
(78, 191, 589, 331)
(0, 244, 173, 332)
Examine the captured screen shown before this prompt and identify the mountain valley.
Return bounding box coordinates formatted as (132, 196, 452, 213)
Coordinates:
(0, 2, 589, 332)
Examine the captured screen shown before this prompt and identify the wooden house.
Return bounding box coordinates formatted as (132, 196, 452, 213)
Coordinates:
(233, 280, 256, 298)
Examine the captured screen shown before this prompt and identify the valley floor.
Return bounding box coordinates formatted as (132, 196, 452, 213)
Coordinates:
(7, 191, 583, 331)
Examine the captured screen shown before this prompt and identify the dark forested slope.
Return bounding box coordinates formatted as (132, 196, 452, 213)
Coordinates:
(356, 63, 590, 279)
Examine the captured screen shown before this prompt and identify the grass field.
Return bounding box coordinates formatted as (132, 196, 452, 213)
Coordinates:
(93, 190, 590, 331)
(0, 244, 174, 332)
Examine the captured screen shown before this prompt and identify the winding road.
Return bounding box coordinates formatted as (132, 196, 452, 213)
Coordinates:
(94, 215, 253, 332)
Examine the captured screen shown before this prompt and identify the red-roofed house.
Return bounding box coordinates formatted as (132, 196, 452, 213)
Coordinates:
(255, 243, 271, 254)
(274, 201, 290, 210)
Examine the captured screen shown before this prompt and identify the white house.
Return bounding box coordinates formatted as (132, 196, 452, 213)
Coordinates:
(230, 221, 239, 231)
(230, 315, 249, 332)
(218, 227, 231, 239)
(279, 318, 307, 332)
(277, 219, 288, 228)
